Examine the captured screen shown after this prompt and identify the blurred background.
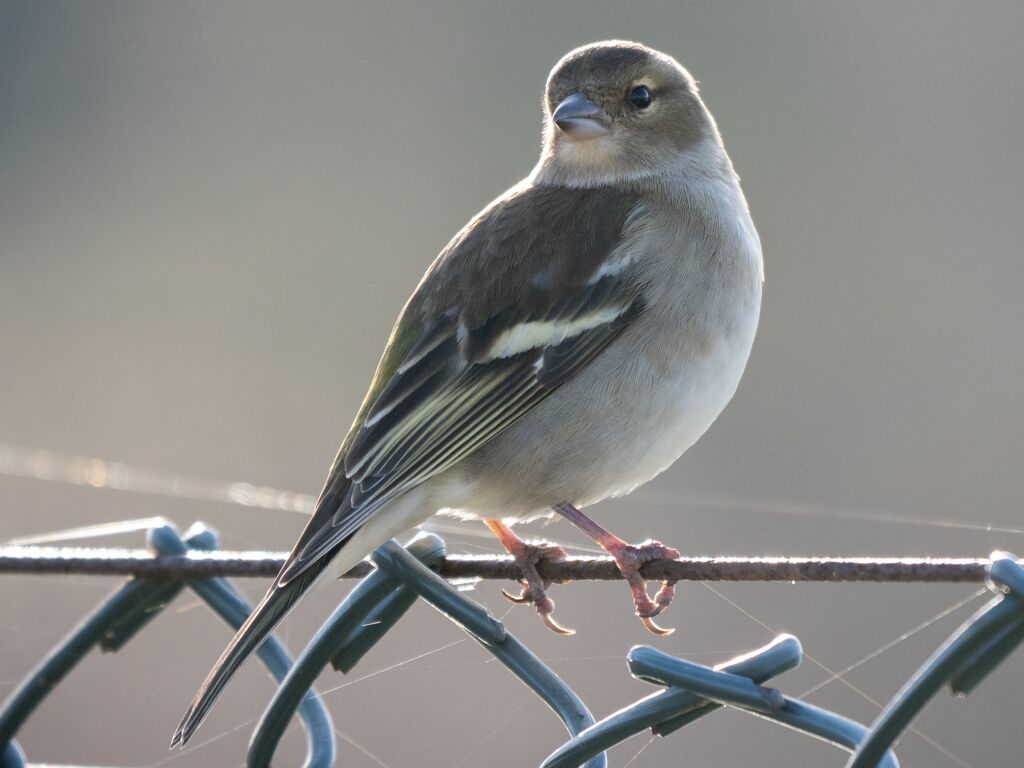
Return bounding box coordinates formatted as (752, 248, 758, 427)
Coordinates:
(2, 1, 1022, 766)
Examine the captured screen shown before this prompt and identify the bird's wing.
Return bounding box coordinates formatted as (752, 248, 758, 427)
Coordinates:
(172, 183, 651, 746)
(280, 183, 650, 584)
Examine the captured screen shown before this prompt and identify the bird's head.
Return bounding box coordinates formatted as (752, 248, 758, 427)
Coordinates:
(534, 41, 722, 187)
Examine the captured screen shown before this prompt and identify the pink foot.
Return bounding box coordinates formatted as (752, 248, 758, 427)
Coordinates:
(604, 539, 680, 636)
(485, 520, 575, 636)
(553, 503, 681, 636)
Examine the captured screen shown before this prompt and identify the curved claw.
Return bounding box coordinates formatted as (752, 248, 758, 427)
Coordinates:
(501, 584, 575, 635)
(501, 586, 533, 605)
(541, 612, 576, 636)
(640, 615, 675, 636)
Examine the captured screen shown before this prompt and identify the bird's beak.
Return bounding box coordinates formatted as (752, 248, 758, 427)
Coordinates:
(552, 93, 610, 140)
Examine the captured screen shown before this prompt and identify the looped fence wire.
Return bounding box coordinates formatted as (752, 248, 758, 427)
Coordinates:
(0, 520, 1022, 767)
(0, 522, 334, 768)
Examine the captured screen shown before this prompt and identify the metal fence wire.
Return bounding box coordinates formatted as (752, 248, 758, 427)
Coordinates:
(0, 520, 1021, 768)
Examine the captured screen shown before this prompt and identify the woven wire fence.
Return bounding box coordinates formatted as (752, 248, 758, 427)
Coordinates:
(1, 520, 1022, 768)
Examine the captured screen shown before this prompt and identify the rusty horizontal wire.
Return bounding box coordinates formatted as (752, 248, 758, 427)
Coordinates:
(0, 545, 1000, 583)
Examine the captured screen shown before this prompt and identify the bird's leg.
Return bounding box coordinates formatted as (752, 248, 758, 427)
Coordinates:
(553, 502, 679, 636)
(484, 519, 574, 636)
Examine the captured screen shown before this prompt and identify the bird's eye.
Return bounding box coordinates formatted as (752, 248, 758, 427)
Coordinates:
(628, 85, 653, 109)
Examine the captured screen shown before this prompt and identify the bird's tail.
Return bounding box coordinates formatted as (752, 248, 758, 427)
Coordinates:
(170, 561, 327, 748)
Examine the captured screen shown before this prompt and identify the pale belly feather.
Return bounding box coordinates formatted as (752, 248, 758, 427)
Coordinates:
(432, 299, 758, 521)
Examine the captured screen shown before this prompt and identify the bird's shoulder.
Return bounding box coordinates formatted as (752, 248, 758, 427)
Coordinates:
(419, 180, 645, 327)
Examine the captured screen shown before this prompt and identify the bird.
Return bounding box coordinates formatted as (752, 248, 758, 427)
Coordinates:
(172, 39, 763, 747)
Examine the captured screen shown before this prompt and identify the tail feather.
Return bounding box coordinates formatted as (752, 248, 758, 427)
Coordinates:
(170, 562, 326, 748)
